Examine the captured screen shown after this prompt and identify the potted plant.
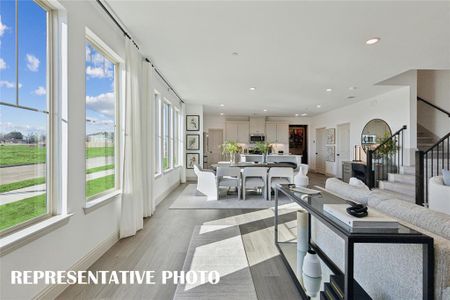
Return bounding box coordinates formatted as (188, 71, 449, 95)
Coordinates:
(221, 141, 242, 164)
(374, 131, 398, 176)
(254, 141, 271, 163)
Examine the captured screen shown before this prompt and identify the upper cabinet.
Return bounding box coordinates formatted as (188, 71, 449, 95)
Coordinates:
(249, 117, 266, 134)
(225, 121, 249, 143)
(266, 122, 288, 144)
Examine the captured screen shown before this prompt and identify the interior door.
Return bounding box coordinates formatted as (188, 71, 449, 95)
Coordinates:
(336, 123, 351, 179)
(315, 128, 326, 174)
(207, 129, 223, 167)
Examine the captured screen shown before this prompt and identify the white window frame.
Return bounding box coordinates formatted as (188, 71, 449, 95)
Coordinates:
(84, 29, 122, 202)
(0, 0, 64, 237)
(154, 92, 161, 176)
(161, 99, 172, 172)
(173, 108, 182, 167)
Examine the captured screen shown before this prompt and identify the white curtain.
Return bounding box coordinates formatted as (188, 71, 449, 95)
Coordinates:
(143, 62, 155, 217)
(120, 38, 148, 238)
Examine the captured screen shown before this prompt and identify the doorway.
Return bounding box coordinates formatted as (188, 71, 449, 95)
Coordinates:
(206, 129, 223, 168)
(336, 123, 351, 179)
(289, 125, 308, 163)
(315, 127, 326, 174)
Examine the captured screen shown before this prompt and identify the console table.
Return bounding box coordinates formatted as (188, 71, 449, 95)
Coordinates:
(274, 184, 434, 300)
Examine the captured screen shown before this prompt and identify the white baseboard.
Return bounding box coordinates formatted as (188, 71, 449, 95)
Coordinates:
(155, 180, 180, 206)
(34, 231, 119, 300)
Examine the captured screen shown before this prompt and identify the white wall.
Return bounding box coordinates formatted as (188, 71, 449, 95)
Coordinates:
(309, 87, 412, 176)
(417, 70, 450, 138)
(1, 1, 124, 298)
(185, 104, 203, 180)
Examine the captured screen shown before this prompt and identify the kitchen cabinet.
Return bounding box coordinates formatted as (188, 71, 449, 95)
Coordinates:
(249, 117, 266, 134)
(225, 121, 249, 143)
(266, 122, 288, 144)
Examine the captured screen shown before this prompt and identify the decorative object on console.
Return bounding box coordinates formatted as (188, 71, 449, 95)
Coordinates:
(346, 203, 368, 218)
(186, 115, 200, 131)
(302, 250, 322, 278)
(186, 134, 200, 150)
(324, 204, 398, 228)
(297, 210, 309, 252)
(353, 145, 362, 161)
(302, 273, 321, 298)
(186, 153, 200, 169)
(294, 164, 309, 187)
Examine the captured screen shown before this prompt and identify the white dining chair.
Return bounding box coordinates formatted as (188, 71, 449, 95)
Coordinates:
(268, 167, 294, 200)
(216, 166, 241, 199)
(193, 164, 218, 201)
(242, 167, 268, 200)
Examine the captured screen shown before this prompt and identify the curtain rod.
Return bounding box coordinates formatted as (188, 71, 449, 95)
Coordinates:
(96, 0, 185, 104)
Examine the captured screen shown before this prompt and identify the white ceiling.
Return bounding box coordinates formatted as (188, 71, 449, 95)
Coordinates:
(107, 1, 450, 117)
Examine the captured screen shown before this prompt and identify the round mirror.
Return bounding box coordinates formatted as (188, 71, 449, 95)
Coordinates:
(361, 119, 391, 152)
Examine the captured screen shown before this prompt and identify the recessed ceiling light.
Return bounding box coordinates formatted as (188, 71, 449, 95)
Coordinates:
(316, 104, 321, 108)
(220, 104, 224, 107)
(295, 113, 299, 117)
(220, 113, 224, 116)
(301, 113, 308, 116)
(366, 37, 380, 45)
(232, 52, 239, 56)
(263, 109, 268, 112)
(349, 86, 357, 90)
(326, 88, 332, 92)
(249, 87, 256, 91)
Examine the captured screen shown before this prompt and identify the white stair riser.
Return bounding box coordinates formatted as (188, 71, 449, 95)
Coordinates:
(379, 181, 415, 197)
(388, 173, 415, 185)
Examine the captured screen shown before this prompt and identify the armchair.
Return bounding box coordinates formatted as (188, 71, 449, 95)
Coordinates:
(193, 165, 218, 201)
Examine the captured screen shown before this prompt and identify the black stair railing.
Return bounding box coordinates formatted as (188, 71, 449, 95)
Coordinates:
(367, 125, 407, 189)
(416, 132, 450, 206)
(415, 96, 450, 207)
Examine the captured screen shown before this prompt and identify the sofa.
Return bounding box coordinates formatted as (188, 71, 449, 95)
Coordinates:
(429, 176, 450, 215)
(312, 178, 450, 299)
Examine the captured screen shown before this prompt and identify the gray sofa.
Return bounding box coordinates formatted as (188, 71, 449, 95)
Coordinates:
(312, 178, 450, 300)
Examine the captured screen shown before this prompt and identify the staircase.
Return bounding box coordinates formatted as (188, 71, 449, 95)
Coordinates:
(417, 124, 438, 151)
(377, 166, 415, 203)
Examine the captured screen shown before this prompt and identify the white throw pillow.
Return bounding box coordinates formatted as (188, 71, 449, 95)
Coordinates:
(349, 177, 370, 190)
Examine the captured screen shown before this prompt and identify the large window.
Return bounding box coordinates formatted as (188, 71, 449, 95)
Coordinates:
(173, 109, 179, 166)
(0, 0, 51, 233)
(85, 37, 118, 201)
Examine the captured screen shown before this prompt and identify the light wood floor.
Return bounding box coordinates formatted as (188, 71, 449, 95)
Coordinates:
(58, 172, 328, 299)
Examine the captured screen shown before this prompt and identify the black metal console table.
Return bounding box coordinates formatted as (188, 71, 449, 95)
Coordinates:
(274, 184, 434, 300)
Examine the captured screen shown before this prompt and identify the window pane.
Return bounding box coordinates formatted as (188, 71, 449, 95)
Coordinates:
(154, 94, 160, 174)
(18, 0, 47, 110)
(0, 0, 16, 104)
(85, 42, 116, 200)
(162, 102, 169, 170)
(0, 1, 49, 232)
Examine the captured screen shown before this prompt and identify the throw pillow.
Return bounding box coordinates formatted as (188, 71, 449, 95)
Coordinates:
(349, 177, 370, 190)
(442, 169, 450, 186)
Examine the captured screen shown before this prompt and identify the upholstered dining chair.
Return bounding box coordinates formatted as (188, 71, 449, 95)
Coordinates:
(268, 167, 294, 201)
(216, 166, 241, 199)
(242, 167, 268, 200)
(193, 164, 218, 201)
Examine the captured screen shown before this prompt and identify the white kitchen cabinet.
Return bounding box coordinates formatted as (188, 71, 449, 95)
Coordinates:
(266, 122, 288, 144)
(225, 122, 238, 141)
(225, 121, 249, 143)
(265, 123, 277, 143)
(276, 123, 289, 144)
(237, 122, 249, 143)
(249, 117, 266, 134)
